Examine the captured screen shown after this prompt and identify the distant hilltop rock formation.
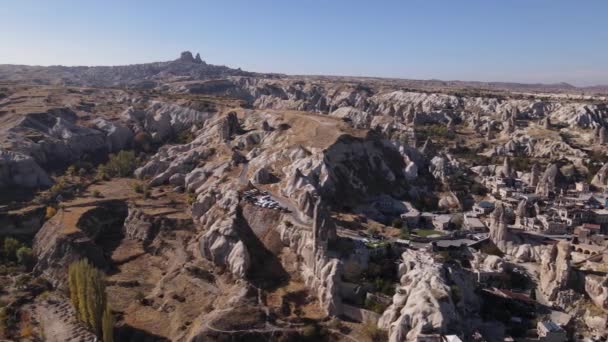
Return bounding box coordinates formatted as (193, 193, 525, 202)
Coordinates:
(178, 51, 205, 64)
(0, 51, 257, 88)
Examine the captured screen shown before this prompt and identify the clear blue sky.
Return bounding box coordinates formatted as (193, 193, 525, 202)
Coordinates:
(2, 0, 607, 85)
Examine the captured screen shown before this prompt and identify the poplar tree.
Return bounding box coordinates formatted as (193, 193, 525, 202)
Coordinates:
(67, 259, 114, 341)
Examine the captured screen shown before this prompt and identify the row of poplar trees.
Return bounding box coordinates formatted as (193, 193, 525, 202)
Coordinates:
(68, 259, 113, 342)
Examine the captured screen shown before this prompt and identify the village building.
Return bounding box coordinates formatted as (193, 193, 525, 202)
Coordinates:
(432, 214, 453, 231)
(473, 201, 495, 215)
(537, 321, 567, 342)
(592, 209, 608, 231)
(464, 215, 487, 232)
(574, 182, 590, 193)
(537, 214, 568, 235)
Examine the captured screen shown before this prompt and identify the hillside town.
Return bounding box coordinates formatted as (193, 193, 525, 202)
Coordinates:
(0, 50, 607, 342)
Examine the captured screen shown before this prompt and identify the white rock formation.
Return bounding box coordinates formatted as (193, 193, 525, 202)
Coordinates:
(592, 163, 608, 189)
(539, 241, 573, 305)
(378, 249, 478, 341)
(585, 275, 608, 313)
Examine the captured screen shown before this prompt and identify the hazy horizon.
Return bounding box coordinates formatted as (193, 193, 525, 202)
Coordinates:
(2, 0, 607, 86)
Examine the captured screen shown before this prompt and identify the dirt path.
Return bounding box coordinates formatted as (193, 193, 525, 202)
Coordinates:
(34, 297, 97, 342)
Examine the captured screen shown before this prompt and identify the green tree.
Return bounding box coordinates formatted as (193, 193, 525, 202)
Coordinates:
(16, 247, 34, 268)
(3, 237, 22, 261)
(102, 306, 114, 342)
(105, 151, 137, 178)
(68, 260, 113, 341)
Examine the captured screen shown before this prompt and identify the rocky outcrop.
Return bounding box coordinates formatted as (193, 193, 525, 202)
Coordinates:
(539, 241, 574, 306)
(530, 163, 541, 187)
(0, 150, 52, 188)
(123, 206, 192, 244)
(598, 126, 608, 145)
(274, 199, 342, 316)
(92, 118, 134, 151)
(198, 189, 251, 278)
(591, 163, 608, 189)
(218, 111, 241, 141)
(133, 101, 213, 142)
(252, 166, 278, 184)
(281, 134, 408, 207)
(0, 205, 46, 236)
(471, 252, 505, 273)
(585, 275, 608, 313)
(32, 201, 128, 288)
(378, 249, 478, 341)
(489, 201, 509, 245)
(499, 157, 514, 179)
(535, 163, 562, 197)
(329, 106, 372, 128)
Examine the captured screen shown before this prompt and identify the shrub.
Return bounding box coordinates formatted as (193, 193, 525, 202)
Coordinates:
(92, 190, 101, 198)
(300, 324, 326, 340)
(132, 183, 144, 194)
(301, 325, 317, 338)
(362, 321, 387, 341)
(105, 151, 138, 178)
(45, 206, 57, 219)
(16, 247, 34, 268)
(3, 238, 22, 261)
(49, 178, 69, 199)
(38, 291, 51, 300)
(327, 317, 341, 330)
(95, 165, 110, 181)
(66, 165, 78, 176)
(20, 320, 33, 338)
(15, 274, 32, 287)
(364, 297, 386, 314)
(391, 218, 403, 229)
(175, 130, 194, 144)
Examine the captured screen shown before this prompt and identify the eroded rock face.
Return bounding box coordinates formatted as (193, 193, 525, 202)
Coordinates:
(539, 241, 573, 306)
(592, 163, 608, 189)
(252, 166, 278, 184)
(198, 188, 251, 278)
(0, 150, 52, 188)
(489, 201, 509, 245)
(136, 101, 213, 142)
(471, 252, 505, 273)
(280, 135, 409, 209)
(274, 200, 342, 316)
(585, 275, 608, 313)
(378, 249, 478, 342)
(92, 118, 134, 152)
(218, 111, 241, 141)
(32, 201, 128, 288)
(535, 164, 562, 197)
(123, 206, 192, 244)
